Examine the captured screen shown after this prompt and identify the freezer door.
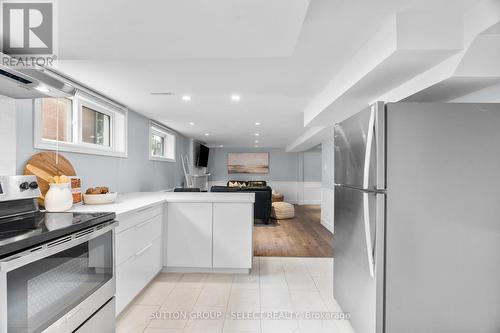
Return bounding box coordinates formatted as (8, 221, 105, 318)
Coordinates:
(334, 102, 385, 190)
(334, 185, 385, 333)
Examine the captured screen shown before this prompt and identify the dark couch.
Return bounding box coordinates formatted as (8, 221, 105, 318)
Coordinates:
(210, 181, 272, 224)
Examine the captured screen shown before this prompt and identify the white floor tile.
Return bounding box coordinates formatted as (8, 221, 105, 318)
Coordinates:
(196, 286, 231, 308)
(281, 258, 308, 275)
(116, 304, 158, 333)
(185, 306, 226, 333)
(260, 288, 293, 311)
(143, 328, 183, 333)
(290, 290, 327, 312)
(223, 316, 260, 332)
(134, 281, 176, 306)
(299, 319, 340, 333)
(261, 318, 300, 333)
(205, 274, 234, 288)
(260, 257, 283, 273)
(285, 272, 318, 291)
(227, 289, 260, 311)
(260, 274, 288, 287)
(312, 276, 334, 302)
(119, 257, 337, 333)
(177, 273, 208, 289)
(304, 258, 334, 277)
(232, 271, 260, 290)
(155, 273, 183, 283)
(160, 287, 202, 312)
(147, 315, 189, 330)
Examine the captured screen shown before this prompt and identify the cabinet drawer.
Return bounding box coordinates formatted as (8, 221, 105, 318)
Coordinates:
(116, 214, 162, 265)
(116, 237, 162, 315)
(115, 204, 163, 234)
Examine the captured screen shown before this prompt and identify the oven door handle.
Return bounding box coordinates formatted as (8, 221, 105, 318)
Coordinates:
(0, 222, 116, 272)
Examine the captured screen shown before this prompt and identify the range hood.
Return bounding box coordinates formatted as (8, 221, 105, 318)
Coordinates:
(0, 59, 75, 99)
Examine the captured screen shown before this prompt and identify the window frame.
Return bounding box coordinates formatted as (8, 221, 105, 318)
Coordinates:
(77, 96, 114, 150)
(149, 121, 176, 162)
(33, 94, 128, 158)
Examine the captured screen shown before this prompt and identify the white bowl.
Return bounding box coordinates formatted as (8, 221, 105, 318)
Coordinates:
(83, 192, 117, 205)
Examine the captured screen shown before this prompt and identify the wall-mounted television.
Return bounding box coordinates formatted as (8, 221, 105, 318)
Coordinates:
(194, 142, 210, 167)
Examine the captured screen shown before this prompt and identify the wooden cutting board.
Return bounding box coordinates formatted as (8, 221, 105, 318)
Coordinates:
(24, 151, 76, 207)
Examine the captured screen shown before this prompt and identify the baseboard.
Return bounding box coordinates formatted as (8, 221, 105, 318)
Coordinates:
(321, 218, 334, 234)
(162, 267, 250, 274)
(298, 200, 321, 205)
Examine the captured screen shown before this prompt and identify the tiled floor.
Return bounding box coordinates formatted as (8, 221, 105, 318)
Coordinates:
(117, 257, 355, 333)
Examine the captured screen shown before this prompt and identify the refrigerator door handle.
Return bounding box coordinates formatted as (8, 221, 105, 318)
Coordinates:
(363, 106, 376, 278)
(363, 192, 375, 278)
(363, 105, 376, 190)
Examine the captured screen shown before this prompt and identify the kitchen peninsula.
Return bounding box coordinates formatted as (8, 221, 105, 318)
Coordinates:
(71, 191, 255, 314)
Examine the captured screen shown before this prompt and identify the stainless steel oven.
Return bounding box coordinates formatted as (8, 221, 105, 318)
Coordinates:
(0, 223, 116, 333)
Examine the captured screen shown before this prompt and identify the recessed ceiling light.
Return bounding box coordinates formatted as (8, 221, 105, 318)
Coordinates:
(204, 133, 210, 136)
(255, 140, 259, 144)
(35, 85, 49, 93)
(182, 95, 191, 101)
(255, 122, 261, 126)
(231, 94, 241, 101)
(189, 122, 195, 126)
(254, 133, 260, 136)
(219, 145, 224, 148)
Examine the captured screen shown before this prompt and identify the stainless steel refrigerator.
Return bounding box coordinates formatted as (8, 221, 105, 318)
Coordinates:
(333, 102, 500, 333)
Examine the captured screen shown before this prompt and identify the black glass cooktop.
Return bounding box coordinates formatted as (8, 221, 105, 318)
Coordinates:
(0, 211, 116, 259)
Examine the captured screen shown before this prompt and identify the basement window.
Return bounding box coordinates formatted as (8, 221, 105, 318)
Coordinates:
(34, 92, 128, 157)
(149, 121, 176, 162)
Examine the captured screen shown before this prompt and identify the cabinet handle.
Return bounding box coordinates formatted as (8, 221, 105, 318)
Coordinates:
(136, 206, 154, 214)
(135, 243, 153, 256)
(135, 219, 153, 229)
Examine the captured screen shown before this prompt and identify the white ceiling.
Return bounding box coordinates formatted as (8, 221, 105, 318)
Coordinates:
(54, 0, 481, 148)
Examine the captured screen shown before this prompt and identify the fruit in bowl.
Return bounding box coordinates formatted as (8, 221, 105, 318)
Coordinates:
(83, 186, 117, 205)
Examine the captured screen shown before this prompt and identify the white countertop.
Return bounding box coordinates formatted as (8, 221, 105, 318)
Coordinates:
(70, 191, 255, 216)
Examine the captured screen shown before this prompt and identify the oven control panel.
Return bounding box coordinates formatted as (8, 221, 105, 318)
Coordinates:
(0, 175, 41, 202)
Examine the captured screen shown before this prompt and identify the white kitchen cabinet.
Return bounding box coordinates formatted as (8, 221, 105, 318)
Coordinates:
(116, 238, 162, 313)
(116, 214, 162, 265)
(115, 203, 163, 315)
(166, 202, 213, 268)
(212, 203, 253, 269)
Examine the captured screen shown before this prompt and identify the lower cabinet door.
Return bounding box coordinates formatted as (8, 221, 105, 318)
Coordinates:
(212, 203, 253, 269)
(116, 238, 162, 315)
(166, 202, 212, 268)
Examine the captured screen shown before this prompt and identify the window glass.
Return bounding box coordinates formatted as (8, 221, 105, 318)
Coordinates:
(82, 106, 111, 146)
(150, 124, 176, 161)
(41, 98, 72, 142)
(151, 133, 165, 157)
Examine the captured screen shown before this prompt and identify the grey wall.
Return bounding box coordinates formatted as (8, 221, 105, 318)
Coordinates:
(451, 83, 500, 102)
(207, 147, 321, 182)
(15, 99, 189, 193)
(303, 148, 322, 182)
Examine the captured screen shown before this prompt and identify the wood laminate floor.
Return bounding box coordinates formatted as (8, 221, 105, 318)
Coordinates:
(253, 205, 334, 258)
